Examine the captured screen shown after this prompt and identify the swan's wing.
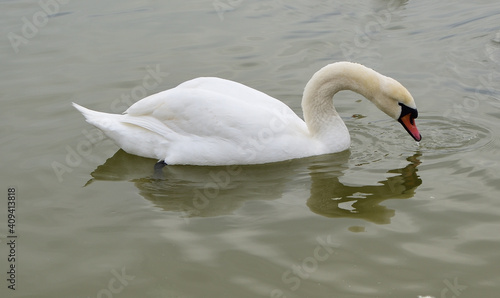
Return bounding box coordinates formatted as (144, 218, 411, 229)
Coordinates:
(175, 77, 287, 107)
(125, 77, 290, 115)
(123, 77, 309, 141)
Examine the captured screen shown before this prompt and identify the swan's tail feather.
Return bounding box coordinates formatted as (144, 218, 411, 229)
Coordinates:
(73, 102, 111, 122)
(72, 102, 123, 132)
(72, 103, 169, 160)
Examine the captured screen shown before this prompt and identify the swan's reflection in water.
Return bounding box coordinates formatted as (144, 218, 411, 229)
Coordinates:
(307, 154, 421, 224)
(87, 150, 421, 224)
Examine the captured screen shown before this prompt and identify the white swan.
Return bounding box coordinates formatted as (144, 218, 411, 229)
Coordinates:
(73, 62, 421, 166)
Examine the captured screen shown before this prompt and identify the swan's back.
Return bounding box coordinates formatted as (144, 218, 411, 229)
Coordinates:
(125, 77, 291, 115)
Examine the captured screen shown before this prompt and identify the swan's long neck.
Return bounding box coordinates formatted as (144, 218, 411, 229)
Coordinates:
(302, 62, 381, 140)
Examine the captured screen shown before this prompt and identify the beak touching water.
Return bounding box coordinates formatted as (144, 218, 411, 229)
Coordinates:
(398, 104, 422, 142)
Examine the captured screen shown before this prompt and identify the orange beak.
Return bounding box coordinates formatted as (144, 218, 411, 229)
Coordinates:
(398, 113, 421, 141)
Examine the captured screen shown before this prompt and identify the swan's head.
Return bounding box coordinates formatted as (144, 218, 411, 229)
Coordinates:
(303, 62, 421, 142)
(375, 76, 422, 142)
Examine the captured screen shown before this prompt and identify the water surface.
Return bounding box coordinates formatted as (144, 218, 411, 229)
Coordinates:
(1, 0, 500, 297)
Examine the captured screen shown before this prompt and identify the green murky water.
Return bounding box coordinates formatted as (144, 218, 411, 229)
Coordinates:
(1, 1, 500, 297)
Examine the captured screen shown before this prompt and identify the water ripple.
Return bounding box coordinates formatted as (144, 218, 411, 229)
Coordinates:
(415, 116, 492, 155)
(348, 115, 491, 163)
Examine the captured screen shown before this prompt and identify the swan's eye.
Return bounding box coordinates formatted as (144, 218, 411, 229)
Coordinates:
(398, 102, 418, 120)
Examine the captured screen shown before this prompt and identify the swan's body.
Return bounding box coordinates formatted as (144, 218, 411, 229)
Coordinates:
(74, 62, 421, 165)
